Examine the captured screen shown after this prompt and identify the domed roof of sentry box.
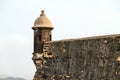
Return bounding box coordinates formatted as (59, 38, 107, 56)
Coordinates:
(33, 10, 53, 29)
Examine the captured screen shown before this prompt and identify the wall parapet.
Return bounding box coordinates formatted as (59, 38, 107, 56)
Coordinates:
(39, 34, 120, 79)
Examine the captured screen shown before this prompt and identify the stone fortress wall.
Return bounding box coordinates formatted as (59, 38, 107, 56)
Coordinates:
(32, 10, 120, 80)
(40, 34, 120, 80)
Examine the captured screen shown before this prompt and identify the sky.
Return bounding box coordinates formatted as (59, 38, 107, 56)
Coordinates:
(0, 0, 120, 80)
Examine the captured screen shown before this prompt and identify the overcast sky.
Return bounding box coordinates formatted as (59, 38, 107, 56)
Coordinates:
(0, 0, 120, 80)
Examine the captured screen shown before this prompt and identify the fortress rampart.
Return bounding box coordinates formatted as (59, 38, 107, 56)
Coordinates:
(37, 34, 120, 80)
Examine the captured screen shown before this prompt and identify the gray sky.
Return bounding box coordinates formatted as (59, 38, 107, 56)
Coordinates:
(0, 0, 120, 80)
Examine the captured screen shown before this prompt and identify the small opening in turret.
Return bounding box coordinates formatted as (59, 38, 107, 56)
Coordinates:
(50, 35, 51, 41)
(39, 35, 41, 41)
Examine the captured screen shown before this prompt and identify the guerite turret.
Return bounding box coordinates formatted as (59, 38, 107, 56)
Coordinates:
(32, 10, 54, 80)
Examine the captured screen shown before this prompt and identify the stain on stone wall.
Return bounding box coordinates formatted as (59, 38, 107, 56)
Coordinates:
(37, 34, 120, 80)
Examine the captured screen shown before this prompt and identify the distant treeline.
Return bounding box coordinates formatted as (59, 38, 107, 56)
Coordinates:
(0, 77, 25, 80)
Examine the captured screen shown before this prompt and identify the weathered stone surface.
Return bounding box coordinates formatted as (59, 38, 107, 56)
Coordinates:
(39, 34, 120, 80)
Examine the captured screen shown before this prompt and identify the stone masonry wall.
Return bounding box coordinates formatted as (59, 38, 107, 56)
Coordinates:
(41, 34, 120, 80)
